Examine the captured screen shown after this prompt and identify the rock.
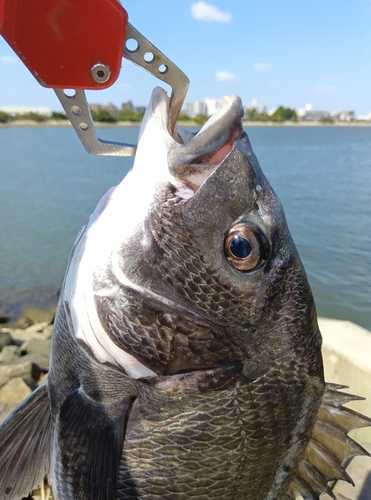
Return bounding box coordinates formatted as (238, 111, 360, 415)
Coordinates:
(0, 361, 34, 388)
(0, 330, 11, 349)
(0, 310, 10, 324)
(8, 322, 51, 342)
(42, 324, 54, 339)
(0, 403, 18, 424)
(5, 316, 32, 330)
(0, 377, 32, 404)
(25, 322, 50, 334)
(0, 345, 21, 363)
(21, 338, 51, 358)
(37, 372, 49, 386)
(16, 352, 50, 371)
(23, 307, 55, 326)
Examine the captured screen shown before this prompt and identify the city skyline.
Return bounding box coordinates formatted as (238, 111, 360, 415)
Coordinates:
(1, 1, 371, 116)
(0, 97, 365, 123)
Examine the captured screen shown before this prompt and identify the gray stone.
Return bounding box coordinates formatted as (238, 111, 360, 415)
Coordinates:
(16, 352, 49, 371)
(37, 372, 48, 386)
(23, 307, 55, 326)
(9, 322, 51, 342)
(0, 361, 34, 388)
(0, 345, 21, 363)
(0, 377, 32, 404)
(0, 307, 10, 324)
(0, 330, 11, 349)
(5, 316, 32, 330)
(21, 338, 51, 358)
(42, 324, 54, 339)
(0, 403, 18, 424)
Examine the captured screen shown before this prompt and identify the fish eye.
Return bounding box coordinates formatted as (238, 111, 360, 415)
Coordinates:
(224, 222, 270, 271)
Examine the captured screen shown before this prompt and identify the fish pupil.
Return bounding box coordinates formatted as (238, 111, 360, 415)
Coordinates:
(230, 235, 252, 258)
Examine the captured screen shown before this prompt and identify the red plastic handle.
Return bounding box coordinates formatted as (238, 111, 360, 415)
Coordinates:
(0, 0, 128, 89)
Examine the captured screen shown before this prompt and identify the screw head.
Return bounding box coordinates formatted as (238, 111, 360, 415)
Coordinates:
(91, 63, 111, 84)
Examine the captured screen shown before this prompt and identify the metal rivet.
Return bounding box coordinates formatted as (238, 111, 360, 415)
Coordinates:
(71, 106, 82, 116)
(91, 64, 110, 84)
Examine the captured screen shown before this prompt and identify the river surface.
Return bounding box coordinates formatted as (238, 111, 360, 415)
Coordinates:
(0, 125, 370, 330)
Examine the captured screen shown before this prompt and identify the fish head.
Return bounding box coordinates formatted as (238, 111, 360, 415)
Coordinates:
(67, 87, 322, 378)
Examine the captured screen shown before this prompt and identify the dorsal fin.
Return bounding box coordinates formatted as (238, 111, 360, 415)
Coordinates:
(287, 383, 371, 499)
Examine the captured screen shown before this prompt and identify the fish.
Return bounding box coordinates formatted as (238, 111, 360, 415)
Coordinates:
(0, 87, 370, 500)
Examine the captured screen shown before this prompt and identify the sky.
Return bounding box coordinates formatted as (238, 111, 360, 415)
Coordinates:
(1, 0, 371, 116)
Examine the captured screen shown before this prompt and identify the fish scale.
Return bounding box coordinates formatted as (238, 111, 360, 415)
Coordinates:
(0, 88, 370, 500)
(116, 359, 320, 499)
(118, 382, 255, 498)
(98, 290, 234, 374)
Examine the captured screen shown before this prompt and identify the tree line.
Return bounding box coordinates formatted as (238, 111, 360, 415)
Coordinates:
(0, 105, 317, 124)
(0, 109, 146, 123)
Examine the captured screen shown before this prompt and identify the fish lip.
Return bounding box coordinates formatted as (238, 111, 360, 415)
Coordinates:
(169, 95, 244, 164)
(166, 95, 244, 192)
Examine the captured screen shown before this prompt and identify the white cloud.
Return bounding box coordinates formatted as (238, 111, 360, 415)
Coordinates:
(216, 71, 236, 81)
(0, 56, 18, 64)
(191, 1, 231, 22)
(254, 63, 270, 71)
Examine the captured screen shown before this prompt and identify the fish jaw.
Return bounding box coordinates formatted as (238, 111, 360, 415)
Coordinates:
(131, 87, 245, 197)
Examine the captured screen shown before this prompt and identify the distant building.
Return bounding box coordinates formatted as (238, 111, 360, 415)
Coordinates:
(121, 100, 134, 112)
(186, 100, 207, 118)
(296, 104, 356, 122)
(89, 102, 145, 116)
(135, 106, 146, 114)
(336, 110, 355, 122)
(297, 109, 331, 121)
(246, 99, 266, 115)
(89, 103, 120, 115)
(356, 112, 371, 121)
(0, 106, 51, 116)
(296, 108, 307, 119)
(204, 98, 223, 116)
(186, 98, 225, 117)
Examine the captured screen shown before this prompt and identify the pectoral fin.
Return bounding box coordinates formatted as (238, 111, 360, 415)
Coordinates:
(288, 383, 371, 500)
(0, 382, 52, 500)
(53, 387, 132, 500)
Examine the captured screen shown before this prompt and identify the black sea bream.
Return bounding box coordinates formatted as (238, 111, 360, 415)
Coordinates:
(0, 88, 370, 500)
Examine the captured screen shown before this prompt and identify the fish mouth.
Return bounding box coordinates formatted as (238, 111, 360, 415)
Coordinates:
(134, 87, 245, 199)
(169, 93, 244, 194)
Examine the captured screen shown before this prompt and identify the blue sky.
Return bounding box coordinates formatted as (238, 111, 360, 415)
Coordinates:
(1, 0, 371, 115)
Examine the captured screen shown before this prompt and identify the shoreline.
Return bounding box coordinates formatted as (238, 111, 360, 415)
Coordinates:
(1, 119, 371, 128)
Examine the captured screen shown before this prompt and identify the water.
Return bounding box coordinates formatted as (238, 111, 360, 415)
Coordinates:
(0, 125, 370, 330)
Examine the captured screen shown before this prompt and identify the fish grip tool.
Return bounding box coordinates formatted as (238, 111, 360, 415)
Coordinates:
(0, 0, 189, 156)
